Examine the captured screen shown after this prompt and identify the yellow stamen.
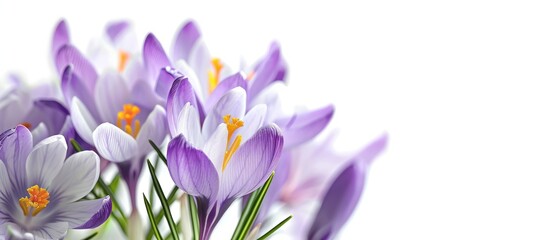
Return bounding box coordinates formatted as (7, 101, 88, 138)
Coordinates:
(208, 58, 224, 93)
(19, 185, 49, 216)
(222, 114, 244, 171)
(116, 104, 141, 138)
(118, 50, 130, 72)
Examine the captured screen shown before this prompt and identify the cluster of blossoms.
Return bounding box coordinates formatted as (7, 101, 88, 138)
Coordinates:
(0, 19, 387, 240)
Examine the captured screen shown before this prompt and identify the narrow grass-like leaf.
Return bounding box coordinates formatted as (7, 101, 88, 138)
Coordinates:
(188, 194, 200, 240)
(81, 232, 98, 240)
(165, 221, 182, 240)
(147, 159, 180, 240)
(231, 173, 275, 240)
(147, 186, 179, 240)
(109, 175, 121, 193)
(149, 156, 161, 207)
(256, 215, 293, 240)
(144, 194, 164, 240)
(70, 139, 128, 234)
(149, 139, 167, 164)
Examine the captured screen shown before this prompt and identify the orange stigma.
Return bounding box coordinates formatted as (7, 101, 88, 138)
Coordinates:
(222, 115, 244, 171)
(246, 70, 255, 81)
(208, 58, 224, 93)
(118, 50, 130, 72)
(19, 185, 50, 216)
(20, 122, 32, 129)
(116, 104, 141, 138)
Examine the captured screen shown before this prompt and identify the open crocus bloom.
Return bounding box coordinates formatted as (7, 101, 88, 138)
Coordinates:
(166, 83, 284, 239)
(0, 126, 111, 239)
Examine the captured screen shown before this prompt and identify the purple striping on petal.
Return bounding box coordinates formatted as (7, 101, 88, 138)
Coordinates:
(248, 42, 283, 100)
(51, 20, 70, 58)
(74, 196, 112, 229)
(143, 33, 171, 83)
(61, 65, 99, 117)
(172, 20, 201, 62)
(155, 67, 183, 99)
(206, 72, 248, 112)
(276, 105, 334, 148)
(56, 45, 98, 91)
(166, 77, 205, 136)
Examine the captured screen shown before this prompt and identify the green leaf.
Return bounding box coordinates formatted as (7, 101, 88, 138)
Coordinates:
(256, 215, 293, 240)
(70, 139, 128, 234)
(188, 194, 200, 240)
(147, 159, 180, 240)
(80, 232, 98, 240)
(147, 186, 179, 240)
(231, 172, 275, 240)
(149, 139, 167, 165)
(109, 175, 121, 193)
(143, 194, 164, 240)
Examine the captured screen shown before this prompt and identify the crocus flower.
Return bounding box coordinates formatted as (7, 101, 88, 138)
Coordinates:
(55, 43, 167, 211)
(166, 80, 284, 239)
(0, 75, 74, 146)
(0, 126, 111, 239)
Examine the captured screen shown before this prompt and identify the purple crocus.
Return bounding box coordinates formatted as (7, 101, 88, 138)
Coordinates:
(55, 40, 167, 212)
(166, 79, 284, 239)
(307, 134, 387, 240)
(0, 126, 111, 239)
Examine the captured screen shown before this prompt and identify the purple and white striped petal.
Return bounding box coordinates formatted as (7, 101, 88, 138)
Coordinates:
(72, 196, 112, 229)
(202, 87, 247, 140)
(92, 123, 138, 163)
(136, 105, 167, 156)
(219, 124, 283, 200)
(143, 33, 171, 82)
(55, 45, 98, 91)
(173, 60, 204, 102)
(307, 134, 387, 240)
(202, 124, 228, 172)
(234, 104, 266, 143)
(276, 105, 334, 148)
(94, 70, 130, 124)
(155, 67, 181, 100)
(175, 103, 204, 147)
(70, 97, 98, 145)
(0, 126, 33, 195)
(167, 135, 219, 200)
(51, 20, 70, 58)
(248, 42, 283, 100)
(166, 77, 204, 137)
(206, 72, 248, 112)
(187, 40, 211, 97)
(130, 79, 163, 110)
(172, 20, 201, 62)
(26, 135, 67, 188)
(49, 150, 100, 203)
(61, 65, 97, 116)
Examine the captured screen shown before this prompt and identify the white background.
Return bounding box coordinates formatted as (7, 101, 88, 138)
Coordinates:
(2, 0, 549, 239)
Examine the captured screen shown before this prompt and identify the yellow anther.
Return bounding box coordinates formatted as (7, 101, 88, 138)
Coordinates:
(222, 114, 244, 171)
(118, 50, 130, 72)
(208, 58, 224, 93)
(116, 104, 141, 138)
(19, 185, 49, 217)
(246, 71, 255, 81)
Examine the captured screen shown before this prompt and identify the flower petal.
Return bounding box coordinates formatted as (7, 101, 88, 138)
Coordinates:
(30, 122, 49, 144)
(143, 33, 171, 82)
(92, 123, 138, 162)
(55, 45, 97, 91)
(167, 135, 219, 200)
(166, 77, 204, 136)
(202, 87, 246, 140)
(49, 150, 99, 203)
(0, 126, 32, 195)
(187, 40, 211, 97)
(136, 105, 167, 156)
(68, 197, 113, 229)
(174, 103, 204, 147)
(276, 105, 334, 148)
(61, 65, 98, 116)
(51, 20, 70, 59)
(206, 72, 248, 112)
(248, 42, 283, 100)
(106, 21, 129, 44)
(173, 59, 204, 102)
(172, 20, 201, 62)
(26, 135, 67, 188)
(154, 67, 181, 99)
(307, 134, 387, 240)
(202, 124, 228, 172)
(70, 97, 98, 145)
(235, 104, 266, 142)
(94, 70, 131, 123)
(130, 79, 163, 110)
(220, 124, 283, 200)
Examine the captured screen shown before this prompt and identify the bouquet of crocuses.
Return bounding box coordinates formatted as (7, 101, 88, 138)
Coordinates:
(0, 19, 387, 240)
